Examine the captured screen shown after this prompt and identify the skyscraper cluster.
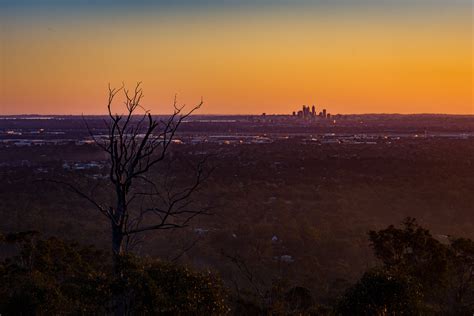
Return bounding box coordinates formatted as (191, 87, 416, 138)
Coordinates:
(292, 105, 330, 119)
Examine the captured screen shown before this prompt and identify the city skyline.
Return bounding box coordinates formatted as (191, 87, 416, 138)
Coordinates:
(1, 0, 472, 115)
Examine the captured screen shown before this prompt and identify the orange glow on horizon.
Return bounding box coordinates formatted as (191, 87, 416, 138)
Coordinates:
(1, 6, 472, 115)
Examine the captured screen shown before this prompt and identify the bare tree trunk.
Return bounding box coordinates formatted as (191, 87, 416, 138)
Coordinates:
(112, 194, 126, 258)
(112, 223, 124, 258)
(55, 83, 207, 315)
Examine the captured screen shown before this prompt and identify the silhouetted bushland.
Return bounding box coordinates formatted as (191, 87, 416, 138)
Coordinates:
(0, 231, 228, 315)
(336, 218, 474, 315)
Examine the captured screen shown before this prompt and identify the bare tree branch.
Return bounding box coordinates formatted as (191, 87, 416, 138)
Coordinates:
(58, 83, 208, 258)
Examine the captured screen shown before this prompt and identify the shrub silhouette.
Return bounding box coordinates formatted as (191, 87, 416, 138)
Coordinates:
(336, 218, 474, 315)
(0, 231, 228, 314)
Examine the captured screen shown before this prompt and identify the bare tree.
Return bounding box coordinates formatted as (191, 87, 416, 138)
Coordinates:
(60, 83, 209, 263)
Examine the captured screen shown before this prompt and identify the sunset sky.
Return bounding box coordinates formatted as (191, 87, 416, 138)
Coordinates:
(0, 1, 472, 115)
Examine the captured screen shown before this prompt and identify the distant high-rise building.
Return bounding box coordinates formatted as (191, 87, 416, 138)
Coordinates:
(302, 105, 310, 118)
(291, 104, 331, 120)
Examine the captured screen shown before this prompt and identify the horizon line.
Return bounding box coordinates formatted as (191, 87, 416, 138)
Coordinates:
(1, 112, 474, 117)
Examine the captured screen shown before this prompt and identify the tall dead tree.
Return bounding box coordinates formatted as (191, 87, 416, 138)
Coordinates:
(70, 83, 208, 261)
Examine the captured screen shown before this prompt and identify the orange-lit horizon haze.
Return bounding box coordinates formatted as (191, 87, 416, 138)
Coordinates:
(0, 1, 472, 115)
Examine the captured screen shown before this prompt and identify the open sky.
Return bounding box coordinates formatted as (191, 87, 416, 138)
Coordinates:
(0, 0, 472, 115)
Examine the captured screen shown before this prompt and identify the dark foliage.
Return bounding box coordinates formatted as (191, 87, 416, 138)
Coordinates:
(113, 254, 229, 314)
(337, 218, 474, 315)
(0, 232, 228, 315)
(231, 277, 320, 315)
(0, 231, 111, 314)
(335, 269, 423, 315)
